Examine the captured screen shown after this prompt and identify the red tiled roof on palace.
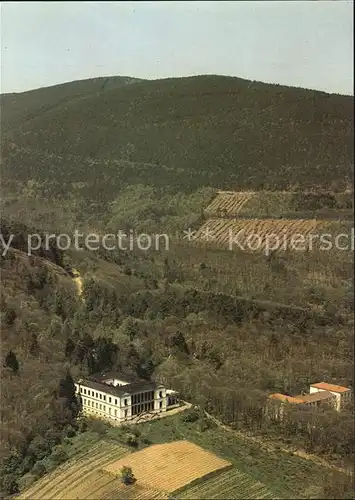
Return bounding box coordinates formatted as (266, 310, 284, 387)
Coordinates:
(268, 393, 305, 404)
(310, 382, 351, 393)
(298, 391, 334, 403)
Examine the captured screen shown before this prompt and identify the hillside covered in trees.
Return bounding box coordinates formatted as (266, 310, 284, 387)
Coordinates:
(0, 75, 354, 497)
(1, 217, 353, 496)
(2, 76, 354, 195)
(1, 75, 353, 235)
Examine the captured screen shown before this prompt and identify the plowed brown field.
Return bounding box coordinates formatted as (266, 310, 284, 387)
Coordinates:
(105, 440, 231, 493)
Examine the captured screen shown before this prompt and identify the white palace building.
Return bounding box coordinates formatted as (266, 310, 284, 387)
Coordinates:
(75, 371, 179, 423)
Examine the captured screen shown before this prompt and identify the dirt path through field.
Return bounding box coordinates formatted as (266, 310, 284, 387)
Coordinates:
(203, 411, 352, 476)
(72, 269, 84, 297)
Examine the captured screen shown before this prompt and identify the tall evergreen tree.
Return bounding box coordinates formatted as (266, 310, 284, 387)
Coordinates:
(4, 350, 19, 373)
(58, 371, 79, 420)
(64, 338, 76, 359)
(29, 333, 40, 356)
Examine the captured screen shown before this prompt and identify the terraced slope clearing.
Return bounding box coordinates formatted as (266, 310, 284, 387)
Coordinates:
(178, 468, 277, 499)
(204, 190, 354, 218)
(195, 218, 336, 252)
(105, 440, 231, 493)
(205, 192, 255, 217)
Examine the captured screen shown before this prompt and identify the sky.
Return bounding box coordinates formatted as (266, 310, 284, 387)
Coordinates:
(1, 1, 353, 95)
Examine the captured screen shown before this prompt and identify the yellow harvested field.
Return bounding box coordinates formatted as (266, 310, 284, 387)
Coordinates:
(25, 469, 167, 500)
(56, 471, 168, 500)
(105, 440, 231, 493)
(205, 192, 255, 216)
(20, 442, 132, 500)
(195, 218, 332, 252)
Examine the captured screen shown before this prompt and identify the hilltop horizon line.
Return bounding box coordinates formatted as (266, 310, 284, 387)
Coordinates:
(2, 73, 354, 97)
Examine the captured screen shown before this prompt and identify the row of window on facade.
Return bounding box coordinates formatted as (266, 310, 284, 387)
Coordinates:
(81, 398, 161, 415)
(79, 387, 127, 406)
(82, 398, 128, 417)
(79, 386, 163, 403)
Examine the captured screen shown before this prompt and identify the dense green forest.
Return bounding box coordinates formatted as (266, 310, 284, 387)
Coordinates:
(1, 75, 353, 237)
(2, 75, 354, 197)
(1, 219, 353, 496)
(0, 76, 354, 497)
(1, 75, 353, 235)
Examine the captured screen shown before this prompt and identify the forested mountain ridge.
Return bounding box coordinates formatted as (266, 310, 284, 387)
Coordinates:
(0, 76, 142, 132)
(1, 75, 354, 497)
(1, 74, 353, 196)
(1, 75, 353, 236)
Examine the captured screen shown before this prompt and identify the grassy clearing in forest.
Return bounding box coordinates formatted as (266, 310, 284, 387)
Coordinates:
(19, 414, 352, 500)
(135, 415, 344, 499)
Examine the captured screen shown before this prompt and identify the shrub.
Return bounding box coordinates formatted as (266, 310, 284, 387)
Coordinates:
(32, 461, 47, 478)
(120, 466, 136, 485)
(140, 434, 151, 445)
(51, 447, 68, 466)
(21, 455, 36, 475)
(129, 425, 141, 437)
(1, 473, 19, 495)
(123, 265, 132, 275)
(198, 417, 215, 432)
(3, 307, 17, 326)
(63, 424, 76, 438)
(124, 432, 139, 448)
(89, 419, 108, 436)
(18, 473, 36, 491)
(77, 417, 89, 433)
(181, 407, 199, 423)
(4, 349, 19, 373)
(27, 435, 51, 461)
